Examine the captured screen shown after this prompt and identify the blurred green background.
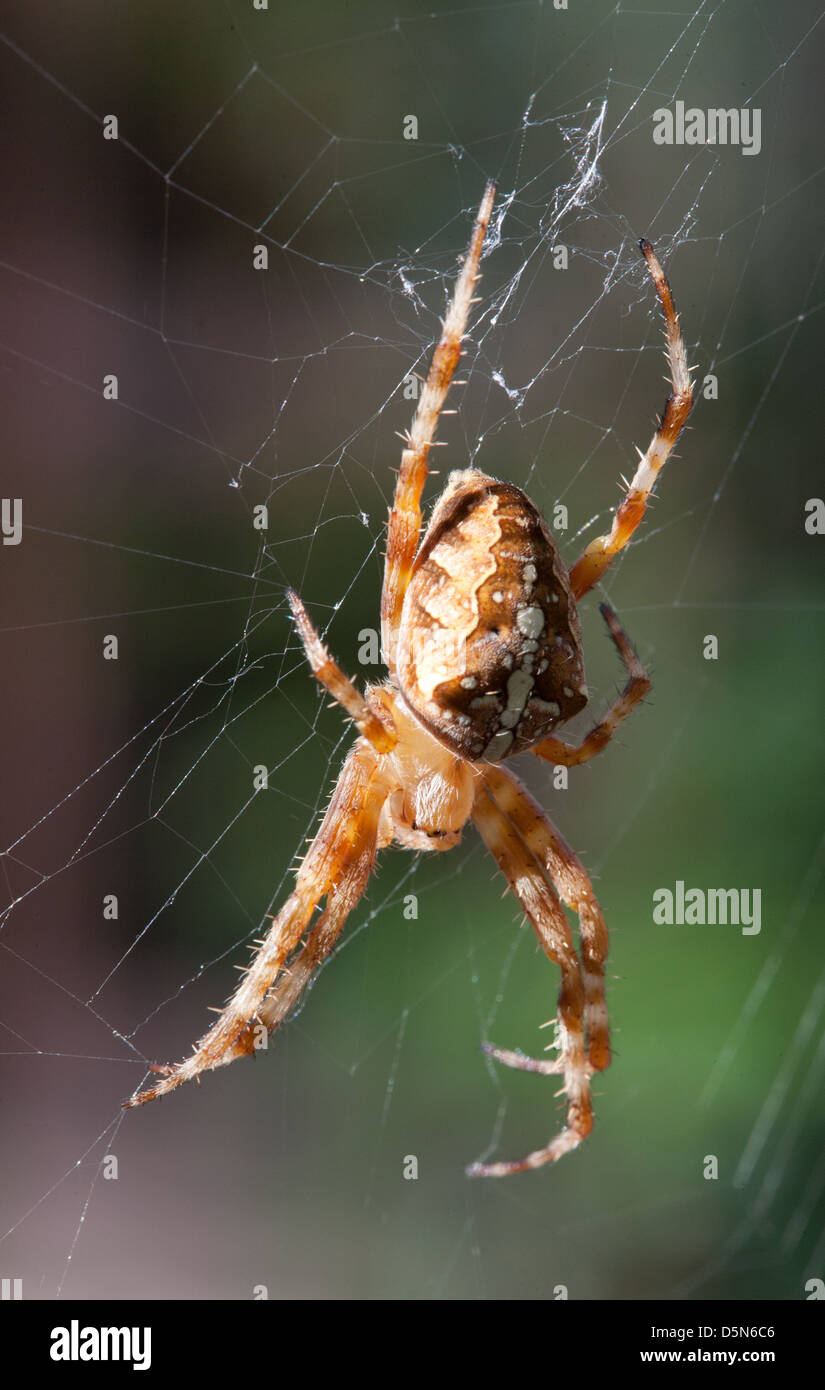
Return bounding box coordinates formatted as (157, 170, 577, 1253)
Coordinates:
(1, 0, 823, 1299)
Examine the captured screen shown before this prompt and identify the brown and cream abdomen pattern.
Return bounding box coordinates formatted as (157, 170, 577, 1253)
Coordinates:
(396, 469, 588, 762)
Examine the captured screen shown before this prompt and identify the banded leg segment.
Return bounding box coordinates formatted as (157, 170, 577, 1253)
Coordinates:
(255, 805, 386, 1036)
(381, 181, 496, 672)
(568, 239, 693, 600)
(125, 746, 393, 1106)
(469, 775, 593, 1177)
(531, 602, 649, 771)
(483, 764, 610, 1076)
(288, 589, 396, 754)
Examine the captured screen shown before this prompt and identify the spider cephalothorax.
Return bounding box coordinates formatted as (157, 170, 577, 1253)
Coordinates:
(126, 183, 693, 1177)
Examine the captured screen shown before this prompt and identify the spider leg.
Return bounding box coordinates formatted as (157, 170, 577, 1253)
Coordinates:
(124, 744, 393, 1106)
(482, 763, 610, 1077)
(288, 589, 396, 753)
(568, 240, 693, 600)
(468, 772, 593, 1177)
(531, 601, 649, 769)
(381, 181, 496, 673)
(254, 895, 354, 1039)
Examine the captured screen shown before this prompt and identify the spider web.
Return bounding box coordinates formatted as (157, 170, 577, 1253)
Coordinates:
(1, 0, 824, 1301)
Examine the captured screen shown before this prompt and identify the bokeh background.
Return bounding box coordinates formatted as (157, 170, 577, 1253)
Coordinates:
(1, 0, 823, 1300)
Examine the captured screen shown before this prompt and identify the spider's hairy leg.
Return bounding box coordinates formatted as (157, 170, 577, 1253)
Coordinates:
(124, 745, 394, 1107)
(381, 180, 496, 672)
(482, 763, 610, 1077)
(529, 606, 646, 1067)
(253, 894, 355, 1040)
(531, 602, 650, 771)
(288, 589, 397, 753)
(467, 773, 593, 1178)
(568, 239, 694, 600)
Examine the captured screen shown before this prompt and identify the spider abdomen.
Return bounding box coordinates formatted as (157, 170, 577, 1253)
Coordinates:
(396, 468, 588, 762)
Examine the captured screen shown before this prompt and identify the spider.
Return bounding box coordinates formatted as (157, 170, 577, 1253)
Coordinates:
(125, 182, 693, 1177)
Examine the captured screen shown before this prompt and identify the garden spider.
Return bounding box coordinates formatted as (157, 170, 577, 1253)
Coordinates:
(126, 182, 693, 1177)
